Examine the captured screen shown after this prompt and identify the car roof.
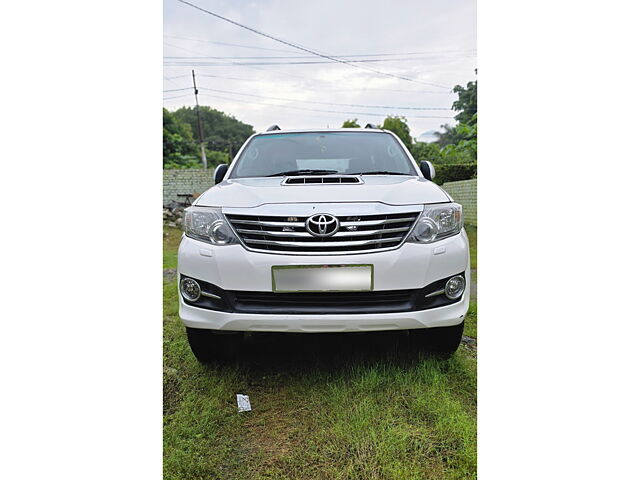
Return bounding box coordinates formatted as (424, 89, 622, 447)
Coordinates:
(257, 128, 390, 135)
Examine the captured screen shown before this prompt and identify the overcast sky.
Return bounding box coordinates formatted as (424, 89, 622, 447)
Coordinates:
(163, 0, 476, 140)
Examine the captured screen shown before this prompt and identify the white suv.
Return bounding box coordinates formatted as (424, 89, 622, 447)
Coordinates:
(177, 126, 470, 362)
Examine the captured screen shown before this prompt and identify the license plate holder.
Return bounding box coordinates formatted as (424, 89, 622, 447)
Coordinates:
(271, 264, 374, 293)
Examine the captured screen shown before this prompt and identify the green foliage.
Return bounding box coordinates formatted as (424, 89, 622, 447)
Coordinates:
(381, 115, 412, 149)
(204, 149, 230, 168)
(341, 118, 361, 128)
(436, 73, 477, 147)
(435, 123, 469, 147)
(411, 141, 443, 163)
(164, 107, 254, 169)
(173, 106, 254, 157)
(432, 163, 477, 185)
(452, 77, 477, 125)
(163, 108, 200, 168)
(440, 117, 477, 164)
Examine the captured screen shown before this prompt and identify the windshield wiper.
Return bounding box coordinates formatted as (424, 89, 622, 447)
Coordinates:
(353, 171, 410, 175)
(267, 169, 338, 177)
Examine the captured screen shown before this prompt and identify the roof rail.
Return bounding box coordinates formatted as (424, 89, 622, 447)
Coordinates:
(265, 124, 281, 132)
(364, 123, 379, 129)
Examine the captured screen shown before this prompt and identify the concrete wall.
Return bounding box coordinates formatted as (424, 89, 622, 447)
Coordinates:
(163, 169, 214, 204)
(441, 178, 477, 225)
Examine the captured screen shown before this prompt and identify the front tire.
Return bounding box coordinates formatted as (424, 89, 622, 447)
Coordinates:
(186, 327, 242, 364)
(411, 321, 464, 358)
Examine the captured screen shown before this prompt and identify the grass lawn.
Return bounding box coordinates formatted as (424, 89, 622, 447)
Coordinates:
(164, 226, 478, 480)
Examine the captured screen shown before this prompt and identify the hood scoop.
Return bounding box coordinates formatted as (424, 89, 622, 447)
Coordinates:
(283, 175, 362, 185)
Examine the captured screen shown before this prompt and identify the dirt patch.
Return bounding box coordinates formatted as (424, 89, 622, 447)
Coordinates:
(163, 268, 177, 282)
(461, 335, 477, 355)
(470, 268, 477, 301)
(163, 366, 181, 416)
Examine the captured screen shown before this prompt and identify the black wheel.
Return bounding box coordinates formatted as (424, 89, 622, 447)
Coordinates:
(411, 321, 464, 358)
(186, 327, 242, 364)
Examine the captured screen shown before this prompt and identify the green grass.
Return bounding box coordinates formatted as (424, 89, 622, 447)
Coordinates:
(164, 226, 477, 479)
(163, 227, 182, 270)
(465, 224, 477, 271)
(464, 302, 477, 339)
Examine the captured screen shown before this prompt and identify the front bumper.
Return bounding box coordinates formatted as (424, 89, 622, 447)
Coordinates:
(177, 230, 470, 332)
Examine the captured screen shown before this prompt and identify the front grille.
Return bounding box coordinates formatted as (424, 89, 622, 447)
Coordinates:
(233, 290, 414, 314)
(225, 210, 421, 254)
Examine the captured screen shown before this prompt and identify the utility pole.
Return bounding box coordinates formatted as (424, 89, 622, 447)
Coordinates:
(191, 70, 207, 169)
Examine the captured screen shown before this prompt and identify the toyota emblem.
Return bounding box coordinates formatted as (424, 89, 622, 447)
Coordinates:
(305, 214, 340, 237)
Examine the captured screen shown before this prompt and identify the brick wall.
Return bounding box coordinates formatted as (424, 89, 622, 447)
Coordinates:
(441, 178, 477, 225)
(163, 169, 214, 204)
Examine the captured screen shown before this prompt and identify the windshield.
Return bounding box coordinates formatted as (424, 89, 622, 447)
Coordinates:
(230, 132, 416, 178)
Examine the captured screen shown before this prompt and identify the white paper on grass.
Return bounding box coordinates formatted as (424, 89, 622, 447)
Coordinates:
(236, 394, 252, 412)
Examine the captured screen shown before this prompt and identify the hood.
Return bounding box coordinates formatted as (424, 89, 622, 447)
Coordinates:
(195, 176, 452, 208)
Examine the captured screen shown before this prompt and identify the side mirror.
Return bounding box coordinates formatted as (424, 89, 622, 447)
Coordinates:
(213, 164, 229, 185)
(420, 161, 436, 181)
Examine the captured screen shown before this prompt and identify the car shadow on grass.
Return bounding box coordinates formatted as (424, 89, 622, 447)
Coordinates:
(211, 330, 461, 375)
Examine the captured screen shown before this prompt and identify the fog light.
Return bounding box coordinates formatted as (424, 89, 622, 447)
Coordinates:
(180, 277, 201, 302)
(444, 275, 465, 300)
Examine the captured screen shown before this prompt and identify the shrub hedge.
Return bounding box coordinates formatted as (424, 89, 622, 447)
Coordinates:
(431, 163, 477, 185)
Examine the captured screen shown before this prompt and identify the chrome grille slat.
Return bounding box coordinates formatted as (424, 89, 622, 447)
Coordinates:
(243, 237, 405, 248)
(226, 209, 420, 254)
(341, 217, 417, 227)
(229, 219, 306, 228)
(235, 226, 411, 238)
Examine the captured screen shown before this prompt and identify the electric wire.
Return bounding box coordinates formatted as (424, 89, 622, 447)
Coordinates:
(197, 86, 450, 110)
(175, 0, 451, 90)
(197, 92, 455, 119)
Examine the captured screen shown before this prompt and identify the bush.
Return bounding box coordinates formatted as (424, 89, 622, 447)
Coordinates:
(205, 150, 231, 168)
(432, 163, 477, 185)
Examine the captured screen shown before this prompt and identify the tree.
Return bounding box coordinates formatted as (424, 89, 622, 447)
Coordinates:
(163, 108, 200, 168)
(381, 116, 412, 150)
(341, 118, 360, 128)
(452, 76, 477, 125)
(411, 141, 443, 164)
(436, 73, 477, 146)
(205, 149, 231, 168)
(434, 123, 469, 147)
(173, 106, 255, 158)
(440, 115, 477, 164)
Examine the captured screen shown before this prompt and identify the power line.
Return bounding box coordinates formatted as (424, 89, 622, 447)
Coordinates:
(164, 40, 309, 81)
(198, 92, 455, 119)
(197, 86, 451, 111)
(163, 75, 183, 88)
(167, 73, 454, 96)
(162, 55, 474, 66)
(164, 33, 300, 54)
(175, 0, 451, 90)
(163, 93, 192, 100)
(163, 87, 192, 92)
(164, 74, 191, 80)
(163, 52, 476, 61)
(163, 34, 476, 58)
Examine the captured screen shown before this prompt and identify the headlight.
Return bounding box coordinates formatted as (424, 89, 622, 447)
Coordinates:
(409, 203, 463, 244)
(184, 207, 238, 245)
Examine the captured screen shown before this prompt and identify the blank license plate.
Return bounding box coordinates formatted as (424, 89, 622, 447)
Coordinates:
(272, 265, 373, 292)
